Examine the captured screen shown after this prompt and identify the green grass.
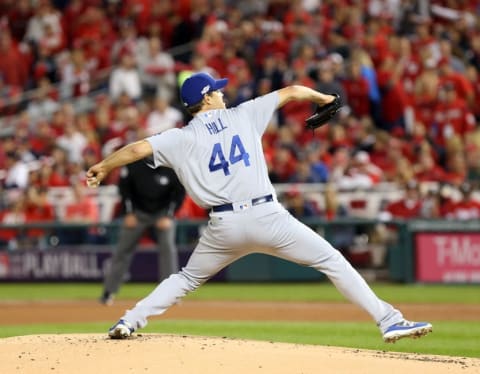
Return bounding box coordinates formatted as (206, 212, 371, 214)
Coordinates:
(1, 282, 479, 358)
(0, 282, 479, 303)
(1, 320, 478, 358)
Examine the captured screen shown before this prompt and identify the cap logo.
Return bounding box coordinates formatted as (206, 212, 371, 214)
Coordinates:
(201, 85, 210, 95)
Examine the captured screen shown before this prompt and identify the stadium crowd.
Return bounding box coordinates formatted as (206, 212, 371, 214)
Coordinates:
(1, 0, 480, 249)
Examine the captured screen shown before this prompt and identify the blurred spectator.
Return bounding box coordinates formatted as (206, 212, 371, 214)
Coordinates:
(350, 114, 376, 156)
(109, 52, 142, 102)
(436, 184, 458, 218)
(288, 158, 318, 184)
(136, 36, 176, 100)
(323, 183, 348, 220)
(140, 2, 175, 49)
(288, 22, 318, 61)
(350, 48, 382, 126)
(81, 127, 102, 166)
(6, 0, 32, 42)
(363, 16, 391, 69)
(255, 53, 287, 93)
(59, 180, 100, 244)
(438, 38, 466, 74)
(282, 186, 318, 219)
(24, 185, 56, 249)
(395, 36, 422, 96)
(315, 59, 346, 108)
(195, 21, 226, 68)
(32, 41, 58, 84)
(467, 33, 480, 67)
(59, 47, 90, 99)
(437, 56, 474, 107)
(420, 185, 443, 219)
(0, 192, 27, 250)
(37, 20, 65, 55)
(3, 151, 29, 190)
(0, 73, 23, 115)
(304, 144, 329, 183)
(83, 37, 112, 88)
(24, 0, 62, 47)
(26, 77, 60, 123)
(16, 136, 36, 164)
(91, 99, 114, 144)
(465, 64, 480, 121)
(328, 123, 352, 151)
(376, 53, 410, 134)
(0, 136, 10, 171)
(380, 180, 423, 221)
(43, 146, 71, 187)
(187, 53, 219, 78)
(372, 134, 415, 184)
(445, 182, 480, 220)
(271, 144, 297, 183)
(111, 18, 140, 63)
(431, 83, 476, 154)
(0, 30, 29, 89)
(118, 105, 146, 145)
(414, 146, 449, 184)
(255, 21, 289, 67)
(209, 44, 249, 83)
(61, 0, 88, 42)
(335, 150, 383, 190)
(56, 120, 88, 164)
(465, 130, 480, 182)
(225, 61, 255, 107)
(342, 60, 371, 118)
(444, 139, 468, 186)
(281, 59, 316, 124)
(329, 147, 351, 185)
(145, 97, 183, 136)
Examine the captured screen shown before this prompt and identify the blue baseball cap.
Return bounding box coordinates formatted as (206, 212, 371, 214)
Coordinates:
(180, 72, 228, 107)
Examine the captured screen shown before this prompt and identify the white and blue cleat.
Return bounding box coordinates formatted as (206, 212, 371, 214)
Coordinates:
(108, 319, 135, 339)
(383, 320, 433, 343)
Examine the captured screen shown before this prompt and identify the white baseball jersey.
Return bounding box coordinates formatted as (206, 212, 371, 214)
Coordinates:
(145, 92, 278, 208)
(121, 91, 404, 336)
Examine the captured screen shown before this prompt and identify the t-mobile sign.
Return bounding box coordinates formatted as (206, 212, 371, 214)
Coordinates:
(416, 233, 480, 283)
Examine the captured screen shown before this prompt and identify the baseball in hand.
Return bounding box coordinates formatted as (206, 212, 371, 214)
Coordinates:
(86, 177, 99, 188)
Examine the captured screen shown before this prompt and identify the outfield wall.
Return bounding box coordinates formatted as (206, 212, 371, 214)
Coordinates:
(0, 219, 479, 283)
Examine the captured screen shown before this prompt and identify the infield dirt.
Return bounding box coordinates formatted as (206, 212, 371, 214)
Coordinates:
(1, 334, 479, 374)
(1, 300, 480, 373)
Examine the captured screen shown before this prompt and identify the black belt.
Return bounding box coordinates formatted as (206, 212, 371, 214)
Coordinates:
(212, 194, 274, 213)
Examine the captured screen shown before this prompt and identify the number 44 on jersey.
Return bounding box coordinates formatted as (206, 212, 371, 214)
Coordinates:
(209, 135, 251, 176)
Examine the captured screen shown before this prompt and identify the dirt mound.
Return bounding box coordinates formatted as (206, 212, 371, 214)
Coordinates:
(1, 334, 478, 374)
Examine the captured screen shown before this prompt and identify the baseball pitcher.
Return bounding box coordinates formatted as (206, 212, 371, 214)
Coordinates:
(86, 72, 432, 343)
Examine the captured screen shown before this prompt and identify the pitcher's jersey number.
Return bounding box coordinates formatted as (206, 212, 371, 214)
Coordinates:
(209, 135, 250, 176)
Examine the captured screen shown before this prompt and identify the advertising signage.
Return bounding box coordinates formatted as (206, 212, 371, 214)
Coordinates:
(415, 233, 480, 283)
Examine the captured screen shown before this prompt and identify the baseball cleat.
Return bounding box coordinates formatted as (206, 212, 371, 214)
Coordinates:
(383, 320, 432, 343)
(108, 319, 134, 339)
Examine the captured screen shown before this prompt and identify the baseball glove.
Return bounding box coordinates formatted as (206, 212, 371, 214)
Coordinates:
(305, 93, 342, 130)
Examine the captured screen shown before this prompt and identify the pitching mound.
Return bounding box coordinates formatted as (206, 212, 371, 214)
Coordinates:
(1, 334, 479, 374)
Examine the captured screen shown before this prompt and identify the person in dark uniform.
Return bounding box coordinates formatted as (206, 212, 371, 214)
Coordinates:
(100, 160, 185, 305)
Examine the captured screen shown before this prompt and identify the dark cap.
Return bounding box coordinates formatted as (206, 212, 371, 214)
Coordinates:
(180, 72, 228, 107)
